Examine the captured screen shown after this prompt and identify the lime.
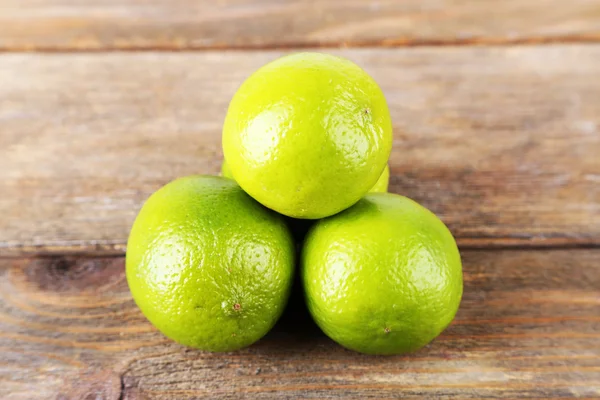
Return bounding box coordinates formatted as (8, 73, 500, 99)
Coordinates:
(301, 193, 462, 355)
(126, 176, 295, 352)
(221, 160, 233, 179)
(369, 164, 390, 193)
(221, 160, 389, 194)
(223, 52, 392, 219)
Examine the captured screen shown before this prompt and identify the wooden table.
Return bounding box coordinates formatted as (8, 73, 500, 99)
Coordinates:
(2, 1, 600, 398)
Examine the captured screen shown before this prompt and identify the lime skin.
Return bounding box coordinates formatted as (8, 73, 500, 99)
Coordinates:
(222, 160, 389, 194)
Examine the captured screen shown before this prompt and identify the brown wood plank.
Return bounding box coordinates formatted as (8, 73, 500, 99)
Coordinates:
(1, 46, 600, 255)
(0, 249, 599, 398)
(1, 0, 600, 51)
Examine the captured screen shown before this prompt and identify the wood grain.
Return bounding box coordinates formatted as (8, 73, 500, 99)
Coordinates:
(1, 0, 600, 51)
(2, 46, 600, 254)
(0, 249, 599, 399)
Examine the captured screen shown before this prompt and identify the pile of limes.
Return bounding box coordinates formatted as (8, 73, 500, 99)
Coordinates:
(127, 52, 463, 355)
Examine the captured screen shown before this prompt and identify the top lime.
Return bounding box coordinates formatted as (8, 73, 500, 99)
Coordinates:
(223, 52, 393, 219)
(126, 176, 295, 352)
(222, 160, 389, 194)
(302, 193, 463, 355)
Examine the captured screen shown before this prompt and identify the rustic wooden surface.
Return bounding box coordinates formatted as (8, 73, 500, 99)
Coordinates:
(1, 250, 599, 399)
(2, 46, 600, 255)
(2, 0, 600, 398)
(1, 0, 599, 51)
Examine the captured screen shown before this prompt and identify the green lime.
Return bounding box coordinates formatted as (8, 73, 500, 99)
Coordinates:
(221, 160, 389, 194)
(221, 160, 233, 179)
(126, 176, 295, 352)
(369, 164, 389, 193)
(223, 52, 392, 219)
(301, 193, 462, 355)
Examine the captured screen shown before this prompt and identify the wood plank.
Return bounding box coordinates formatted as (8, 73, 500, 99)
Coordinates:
(0, 249, 599, 398)
(1, 0, 600, 51)
(1, 46, 600, 255)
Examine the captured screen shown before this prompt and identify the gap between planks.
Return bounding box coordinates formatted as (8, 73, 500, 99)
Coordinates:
(2, 240, 600, 259)
(1, 34, 600, 53)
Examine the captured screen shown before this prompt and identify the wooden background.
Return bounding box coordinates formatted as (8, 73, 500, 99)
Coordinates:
(1, 1, 600, 399)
